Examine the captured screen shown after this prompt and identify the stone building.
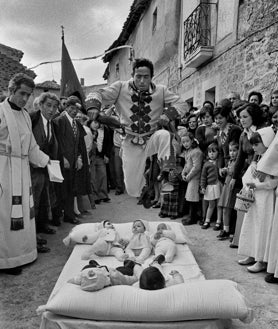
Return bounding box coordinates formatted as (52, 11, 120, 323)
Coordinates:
(0, 43, 36, 96)
(103, 0, 278, 108)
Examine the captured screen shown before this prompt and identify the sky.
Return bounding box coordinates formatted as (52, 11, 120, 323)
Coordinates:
(0, 0, 133, 86)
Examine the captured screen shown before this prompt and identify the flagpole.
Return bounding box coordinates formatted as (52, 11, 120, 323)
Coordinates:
(61, 25, 64, 41)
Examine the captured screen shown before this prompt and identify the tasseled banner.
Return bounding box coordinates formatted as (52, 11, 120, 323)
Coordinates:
(30, 186, 35, 219)
(11, 195, 24, 230)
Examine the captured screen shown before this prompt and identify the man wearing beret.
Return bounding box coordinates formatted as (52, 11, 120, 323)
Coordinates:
(85, 58, 187, 198)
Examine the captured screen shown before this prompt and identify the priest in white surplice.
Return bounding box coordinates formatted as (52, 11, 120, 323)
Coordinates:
(0, 73, 49, 275)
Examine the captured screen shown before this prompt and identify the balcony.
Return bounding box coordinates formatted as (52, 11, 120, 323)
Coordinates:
(183, 2, 214, 68)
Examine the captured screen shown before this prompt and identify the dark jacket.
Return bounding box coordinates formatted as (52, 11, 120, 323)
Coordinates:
(30, 110, 59, 160)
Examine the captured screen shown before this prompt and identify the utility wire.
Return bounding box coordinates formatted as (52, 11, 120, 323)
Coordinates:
(28, 45, 134, 70)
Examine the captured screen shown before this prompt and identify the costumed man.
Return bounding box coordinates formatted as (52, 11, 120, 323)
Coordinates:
(85, 58, 187, 199)
(53, 96, 89, 224)
(0, 73, 50, 275)
(30, 92, 60, 253)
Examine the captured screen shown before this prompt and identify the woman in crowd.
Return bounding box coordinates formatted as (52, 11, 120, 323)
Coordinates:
(230, 102, 265, 248)
(248, 91, 263, 105)
(186, 114, 198, 137)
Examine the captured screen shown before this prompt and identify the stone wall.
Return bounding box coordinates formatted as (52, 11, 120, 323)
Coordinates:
(0, 43, 36, 95)
(175, 0, 278, 107)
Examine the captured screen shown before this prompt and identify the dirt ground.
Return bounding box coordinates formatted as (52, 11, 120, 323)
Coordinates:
(1, 192, 278, 329)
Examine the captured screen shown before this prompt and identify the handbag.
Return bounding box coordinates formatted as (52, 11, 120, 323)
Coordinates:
(234, 186, 255, 213)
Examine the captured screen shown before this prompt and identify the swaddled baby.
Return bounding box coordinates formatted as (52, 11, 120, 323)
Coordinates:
(125, 219, 152, 264)
(81, 220, 128, 261)
(69, 259, 142, 292)
(150, 223, 177, 263)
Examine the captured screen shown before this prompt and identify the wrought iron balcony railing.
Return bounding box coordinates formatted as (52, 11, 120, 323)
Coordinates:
(184, 2, 212, 62)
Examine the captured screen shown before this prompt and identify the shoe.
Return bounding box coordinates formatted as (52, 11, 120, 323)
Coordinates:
(152, 202, 161, 209)
(213, 223, 221, 231)
(217, 230, 230, 240)
(37, 245, 50, 253)
(199, 220, 204, 226)
(158, 213, 167, 218)
(150, 254, 165, 266)
(115, 191, 124, 195)
(37, 237, 47, 245)
(170, 216, 178, 220)
(229, 243, 238, 249)
(201, 222, 210, 229)
(95, 200, 101, 204)
(247, 261, 267, 273)
(64, 216, 81, 225)
(101, 198, 111, 203)
(238, 257, 255, 265)
(265, 273, 278, 284)
(37, 226, 56, 234)
(182, 217, 197, 226)
(1, 267, 22, 275)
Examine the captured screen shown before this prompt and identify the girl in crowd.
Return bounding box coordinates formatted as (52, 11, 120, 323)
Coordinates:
(214, 102, 242, 169)
(230, 103, 265, 247)
(200, 142, 222, 229)
(158, 158, 183, 220)
(238, 127, 278, 273)
(217, 141, 241, 240)
(180, 132, 203, 225)
(195, 106, 218, 153)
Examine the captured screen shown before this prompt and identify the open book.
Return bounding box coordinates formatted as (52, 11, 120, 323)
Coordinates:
(47, 160, 64, 183)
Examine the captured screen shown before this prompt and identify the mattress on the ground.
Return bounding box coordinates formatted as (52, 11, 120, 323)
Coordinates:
(38, 221, 253, 329)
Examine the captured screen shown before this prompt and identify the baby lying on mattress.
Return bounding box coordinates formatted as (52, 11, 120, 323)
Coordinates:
(69, 256, 184, 292)
(81, 219, 178, 265)
(81, 220, 128, 261)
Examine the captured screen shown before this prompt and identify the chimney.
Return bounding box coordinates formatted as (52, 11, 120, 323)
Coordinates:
(80, 78, 84, 86)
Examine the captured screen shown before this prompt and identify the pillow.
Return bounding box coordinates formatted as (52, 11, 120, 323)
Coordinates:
(63, 221, 190, 246)
(40, 280, 253, 323)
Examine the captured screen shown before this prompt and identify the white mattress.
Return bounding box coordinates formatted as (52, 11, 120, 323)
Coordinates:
(38, 222, 251, 329)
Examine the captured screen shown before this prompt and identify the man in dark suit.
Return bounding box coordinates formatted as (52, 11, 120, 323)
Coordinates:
(30, 92, 60, 253)
(53, 96, 88, 224)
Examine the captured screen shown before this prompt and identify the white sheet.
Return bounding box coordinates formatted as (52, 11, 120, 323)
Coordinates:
(38, 223, 234, 329)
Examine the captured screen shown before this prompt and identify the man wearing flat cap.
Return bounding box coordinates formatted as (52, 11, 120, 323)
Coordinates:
(85, 58, 187, 199)
(54, 96, 89, 224)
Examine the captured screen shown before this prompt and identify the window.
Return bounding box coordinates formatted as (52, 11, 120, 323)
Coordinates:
(186, 97, 194, 110)
(152, 7, 157, 33)
(205, 87, 216, 105)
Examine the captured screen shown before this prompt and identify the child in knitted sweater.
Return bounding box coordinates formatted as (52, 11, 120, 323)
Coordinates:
(200, 142, 222, 229)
